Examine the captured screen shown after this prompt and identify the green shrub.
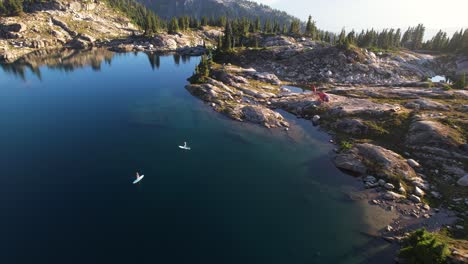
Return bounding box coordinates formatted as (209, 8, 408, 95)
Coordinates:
(442, 84, 452, 91)
(399, 228, 450, 264)
(453, 73, 466, 89)
(340, 141, 353, 151)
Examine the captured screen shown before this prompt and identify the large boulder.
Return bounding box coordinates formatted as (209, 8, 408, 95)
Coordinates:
(335, 143, 417, 180)
(240, 105, 289, 128)
(262, 35, 296, 47)
(153, 35, 178, 50)
(66, 38, 90, 49)
(406, 120, 466, 160)
(334, 153, 367, 174)
(251, 72, 282, 85)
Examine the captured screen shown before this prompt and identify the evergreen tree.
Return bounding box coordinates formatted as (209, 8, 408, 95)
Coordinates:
(273, 18, 279, 34)
(282, 24, 287, 34)
(201, 16, 208, 27)
(254, 16, 261, 33)
(346, 30, 356, 45)
(222, 20, 233, 51)
(305, 15, 317, 39)
(0, 1, 6, 15)
(338, 28, 346, 43)
(394, 29, 402, 47)
(289, 19, 301, 36)
(263, 19, 272, 34)
(454, 73, 466, 89)
(168, 17, 179, 34)
(3, 0, 23, 16)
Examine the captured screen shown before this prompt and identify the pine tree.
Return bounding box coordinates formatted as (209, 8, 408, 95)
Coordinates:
(255, 17, 261, 33)
(289, 20, 301, 36)
(4, 0, 23, 16)
(282, 24, 287, 34)
(201, 16, 208, 27)
(222, 20, 233, 51)
(305, 15, 317, 38)
(454, 73, 466, 89)
(0, 1, 6, 15)
(168, 17, 179, 34)
(263, 19, 272, 34)
(338, 29, 346, 43)
(394, 29, 402, 47)
(273, 19, 279, 34)
(217, 35, 223, 50)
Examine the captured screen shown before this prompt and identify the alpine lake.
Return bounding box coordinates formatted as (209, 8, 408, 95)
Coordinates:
(0, 49, 395, 264)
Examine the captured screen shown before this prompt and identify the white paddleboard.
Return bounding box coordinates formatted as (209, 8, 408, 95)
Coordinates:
(178, 146, 191, 150)
(179, 142, 191, 150)
(133, 175, 144, 184)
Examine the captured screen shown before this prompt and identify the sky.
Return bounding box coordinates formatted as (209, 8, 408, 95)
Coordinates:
(253, 0, 468, 37)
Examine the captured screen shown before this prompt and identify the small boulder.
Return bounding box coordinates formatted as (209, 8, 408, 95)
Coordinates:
(407, 159, 420, 168)
(364, 175, 377, 183)
(398, 186, 406, 194)
(384, 183, 395, 190)
(312, 115, 320, 124)
(378, 179, 386, 186)
(414, 186, 425, 197)
(457, 175, 468, 187)
(409, 194, 421, 203)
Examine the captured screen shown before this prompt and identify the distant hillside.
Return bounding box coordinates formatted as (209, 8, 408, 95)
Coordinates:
(135, 0, 300, 25)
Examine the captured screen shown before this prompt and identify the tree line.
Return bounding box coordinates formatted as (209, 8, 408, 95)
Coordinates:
(423, 29, 468, 53)
(2, 0, 467, 55)
(0, 0, 51, 16)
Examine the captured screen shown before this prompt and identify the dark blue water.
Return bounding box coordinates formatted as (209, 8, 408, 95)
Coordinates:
(0, 51, 390, 264)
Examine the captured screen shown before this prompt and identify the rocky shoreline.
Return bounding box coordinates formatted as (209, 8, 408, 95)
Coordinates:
(185, 38, 467, 261)
(0, 0, 220, 63)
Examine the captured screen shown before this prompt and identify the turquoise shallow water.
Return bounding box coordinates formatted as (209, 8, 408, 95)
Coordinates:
(0, 51, 390, 264)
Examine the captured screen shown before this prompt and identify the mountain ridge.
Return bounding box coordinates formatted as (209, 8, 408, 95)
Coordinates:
(136, 0, 300, 25)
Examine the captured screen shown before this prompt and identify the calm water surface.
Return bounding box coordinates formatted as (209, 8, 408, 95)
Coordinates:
(0, 50, 390, 264)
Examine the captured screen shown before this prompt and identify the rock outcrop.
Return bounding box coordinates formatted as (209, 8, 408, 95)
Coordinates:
(186, 66, 290, 128)
(0, 0, 139, 62)
(335, 143, 417, 180)
(406, 119, 467, 161)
